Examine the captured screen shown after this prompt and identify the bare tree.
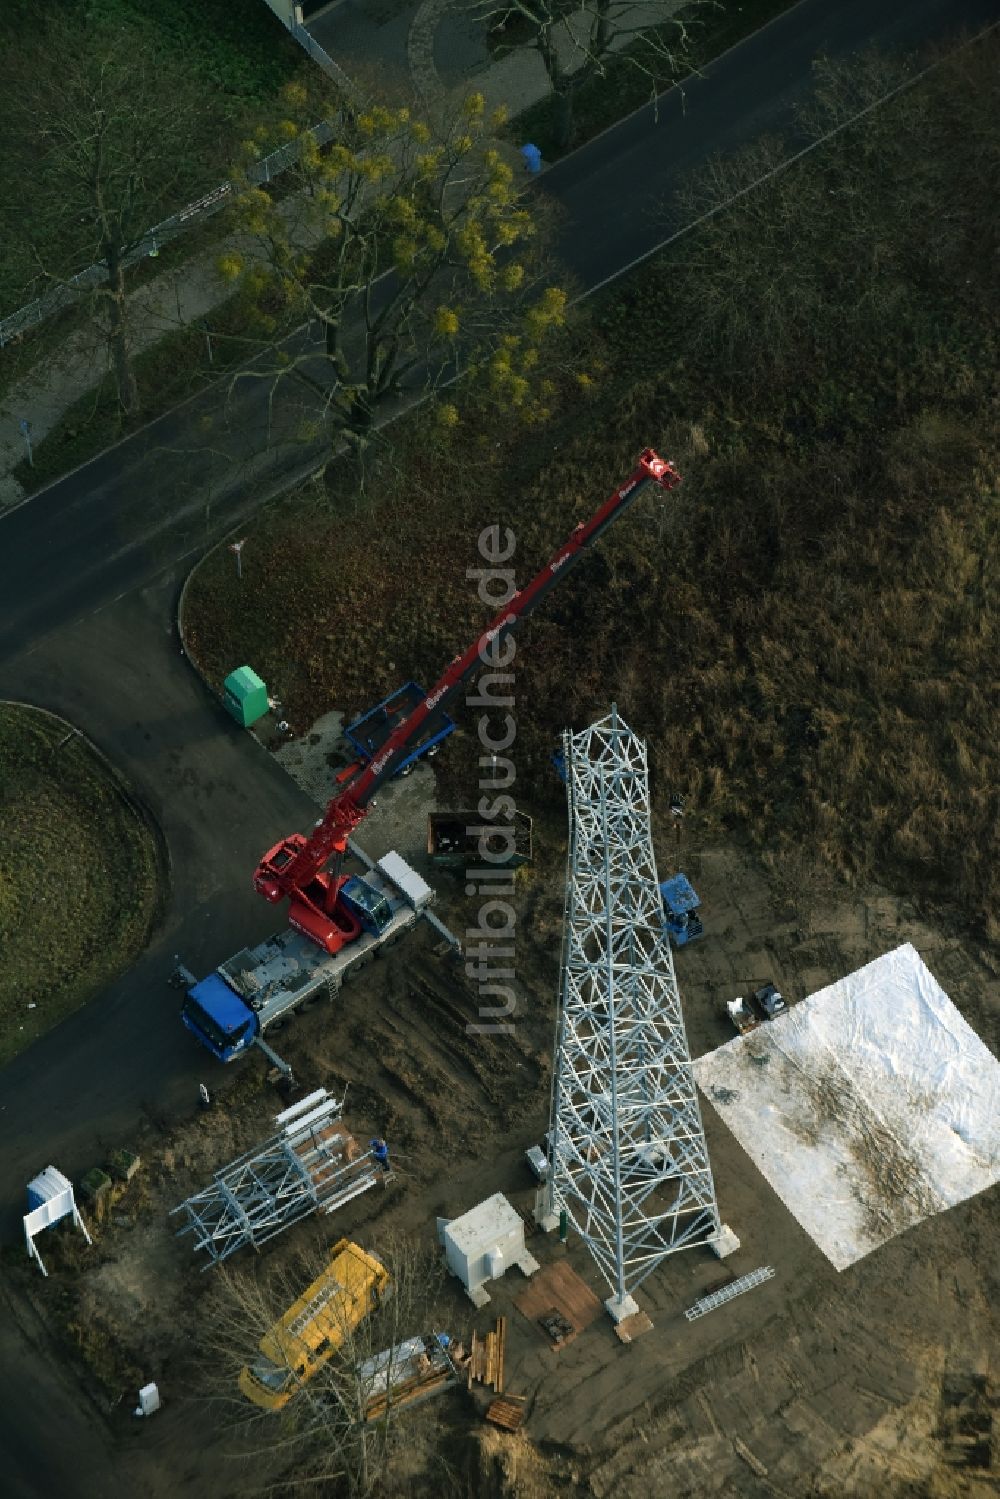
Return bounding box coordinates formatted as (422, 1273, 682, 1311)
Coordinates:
(0, 12, 225, 413)
(465, 0, 707, 147)
(666, 44, 992, 389)
(201, 1230, 458, 1496)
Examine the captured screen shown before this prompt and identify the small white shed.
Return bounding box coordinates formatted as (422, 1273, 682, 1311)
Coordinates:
(440, 1193, 539, 1307)
(24, 1166, 92, 1276)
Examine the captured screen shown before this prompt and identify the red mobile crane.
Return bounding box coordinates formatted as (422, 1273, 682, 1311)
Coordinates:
(254, 449, 681, 953)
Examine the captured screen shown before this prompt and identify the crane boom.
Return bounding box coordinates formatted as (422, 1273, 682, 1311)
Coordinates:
(254, 448, 681, 952)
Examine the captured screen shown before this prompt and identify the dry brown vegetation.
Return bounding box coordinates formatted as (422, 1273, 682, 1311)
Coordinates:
(182, 35, 999, 941)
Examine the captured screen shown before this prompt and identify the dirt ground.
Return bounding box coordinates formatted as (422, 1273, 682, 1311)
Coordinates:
(11, 731, 998, 1498)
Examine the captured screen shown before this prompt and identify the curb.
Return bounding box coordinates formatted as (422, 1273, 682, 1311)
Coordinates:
(538, 0, 806, 166)
(0, 314, 321, 522)
(0, 698, 172, 946)
(2, 3, 801, 523)
(175, 448, 333, 688)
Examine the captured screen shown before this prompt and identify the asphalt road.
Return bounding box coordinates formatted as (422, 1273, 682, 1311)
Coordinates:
(0, 2, 993, 1494)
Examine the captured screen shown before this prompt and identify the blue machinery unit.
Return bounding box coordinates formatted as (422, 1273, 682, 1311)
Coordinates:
(659, 873, 703, 946)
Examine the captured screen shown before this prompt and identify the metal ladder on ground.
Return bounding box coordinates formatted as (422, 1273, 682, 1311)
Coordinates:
(684, 1265, 776, 1321)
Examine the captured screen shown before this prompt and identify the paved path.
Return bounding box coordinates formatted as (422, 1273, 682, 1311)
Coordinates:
(0, 0, 675, 510)
(0, 257, 233, 510)
(405, 0, 685, 112)
(0, 2, 994, 1493)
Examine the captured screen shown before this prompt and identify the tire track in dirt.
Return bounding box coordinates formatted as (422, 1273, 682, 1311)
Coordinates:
(332, 947, 544, 1160)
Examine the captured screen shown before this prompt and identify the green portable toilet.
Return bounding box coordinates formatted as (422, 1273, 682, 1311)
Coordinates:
(223, 666, 269, 727)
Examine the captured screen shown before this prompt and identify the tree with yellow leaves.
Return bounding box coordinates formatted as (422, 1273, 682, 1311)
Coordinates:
(224, 88, 570, 466)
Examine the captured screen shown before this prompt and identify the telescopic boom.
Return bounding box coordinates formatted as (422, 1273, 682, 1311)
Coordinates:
(254, 449, 681, 950)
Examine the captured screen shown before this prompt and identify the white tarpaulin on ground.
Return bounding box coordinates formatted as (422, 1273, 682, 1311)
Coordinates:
(693, 943, 1000, 1270)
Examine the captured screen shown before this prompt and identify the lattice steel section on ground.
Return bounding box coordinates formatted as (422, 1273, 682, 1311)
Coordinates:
(685, 1266, 776, 1320)
(547, 706, 722, 1315)
(170, 1089, 380, 1268)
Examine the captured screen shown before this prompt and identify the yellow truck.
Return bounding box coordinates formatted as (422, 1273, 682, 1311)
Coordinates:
(239, 1239, 390, 1412)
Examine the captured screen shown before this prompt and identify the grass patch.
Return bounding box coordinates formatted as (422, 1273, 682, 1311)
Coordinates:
(0, 706, 165, 1065)
(0, 0, 304, 106)
(92, 0, 304, 102)
(510, 0, 798, 158)
(0, 0, 312, 316)
(181, 35, 1000, 941)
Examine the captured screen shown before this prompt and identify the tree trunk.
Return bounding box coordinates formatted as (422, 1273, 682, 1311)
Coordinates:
(105, 246, 138, 415)
(538, 28, 574, 149)
(552, 88, 574, 149)
(348, 392, 374, 437)
(594, 0, 612, 58)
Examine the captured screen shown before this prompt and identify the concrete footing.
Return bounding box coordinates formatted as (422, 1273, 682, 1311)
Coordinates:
(712, 1223, 741, 1258)
(605, 1292, 640, 1323)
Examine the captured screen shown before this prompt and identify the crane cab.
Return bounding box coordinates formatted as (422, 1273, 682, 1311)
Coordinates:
(254, 833, 309, 903)
(339, 876, 393, 937)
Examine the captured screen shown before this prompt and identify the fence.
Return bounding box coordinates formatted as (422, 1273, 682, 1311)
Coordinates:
(0, 23, 360, 349)
(291, 21, 360, 100)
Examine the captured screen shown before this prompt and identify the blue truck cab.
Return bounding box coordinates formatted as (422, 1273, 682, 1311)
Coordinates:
(178, 854, 435, 1065)
(660, 873, 704, 946)
(345, 682, 455, 779)
(182, 972, 259, 1062)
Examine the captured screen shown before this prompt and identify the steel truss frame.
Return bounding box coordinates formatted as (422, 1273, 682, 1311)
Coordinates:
(171, 1089, 380, 1268)
(548, 707, 722, 1316)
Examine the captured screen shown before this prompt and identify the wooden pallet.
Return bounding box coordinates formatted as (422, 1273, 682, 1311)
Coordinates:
(467, 1316, 506, 1394)
(486, 1394, 527, 1432)
(514, 1261, 603, 1345)
(614, 1310, 653, 1344)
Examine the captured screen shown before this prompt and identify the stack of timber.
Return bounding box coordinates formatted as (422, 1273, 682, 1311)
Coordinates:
(365, 1359, 454, 1421)
(467, 1316, 506, 1394)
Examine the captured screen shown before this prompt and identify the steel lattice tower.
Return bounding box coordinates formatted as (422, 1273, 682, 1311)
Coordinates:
(546, 707, 722, 1320)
